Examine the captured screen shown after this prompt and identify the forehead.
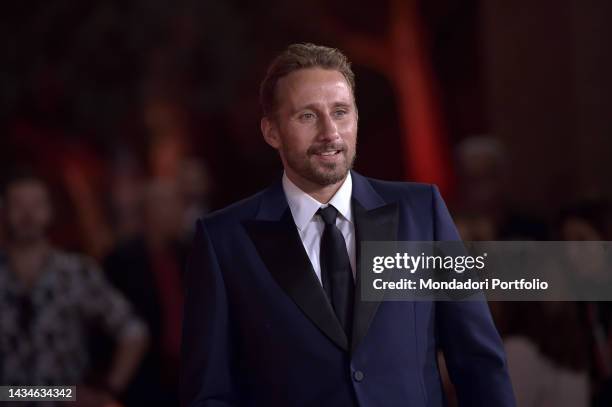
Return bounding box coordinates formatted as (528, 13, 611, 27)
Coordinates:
(6, 180, 49, 201)
(564, 217, 599, 233)
(275, 68, 354, 110)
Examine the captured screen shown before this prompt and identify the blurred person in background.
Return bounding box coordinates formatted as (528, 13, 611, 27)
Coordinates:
(559, 200, 611, 242)
(455, 136, 506, 222)
(454, 212, 497, 241)
(0, 172, 148, 406)
(177, 158, 212, 241)
(0, 197, 5, 247)
(498, 301, 590, 407)
(104, 178, 187, 406)
(107, 158, 147, 245)
(455, 136, 548, 240)
(558, 200, 612, 407)
(474, 203, 591, 406)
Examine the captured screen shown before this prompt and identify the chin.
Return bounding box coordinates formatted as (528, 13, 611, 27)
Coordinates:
(310, 168, 349, 186)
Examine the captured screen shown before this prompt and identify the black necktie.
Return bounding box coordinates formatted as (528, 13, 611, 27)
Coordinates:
(318, 205, 354, 338)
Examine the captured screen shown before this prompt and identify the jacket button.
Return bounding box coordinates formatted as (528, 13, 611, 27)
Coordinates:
(353, 370, 364, 382)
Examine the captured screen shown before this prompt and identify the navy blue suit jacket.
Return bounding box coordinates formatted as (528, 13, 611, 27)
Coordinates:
(181, 171, 516, 406)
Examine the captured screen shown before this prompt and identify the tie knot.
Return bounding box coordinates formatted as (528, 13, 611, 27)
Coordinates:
(318, 205, 339, 225)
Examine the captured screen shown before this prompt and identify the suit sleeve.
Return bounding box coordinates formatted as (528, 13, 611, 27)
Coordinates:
(431, 185, 516, 407)
(181, 219, 240, 407)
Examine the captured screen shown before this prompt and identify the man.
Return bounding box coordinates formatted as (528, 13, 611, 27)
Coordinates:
(0, 174, 148, 405)
(105, 179, 187, 406)
(181, 43, 516, 406)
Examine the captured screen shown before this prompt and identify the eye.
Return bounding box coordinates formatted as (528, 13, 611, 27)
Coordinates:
(299, 112, 316, 121)
(333, 109, 348, 118)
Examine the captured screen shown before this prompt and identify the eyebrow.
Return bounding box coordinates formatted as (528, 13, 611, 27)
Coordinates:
(292, 102, 353, 114)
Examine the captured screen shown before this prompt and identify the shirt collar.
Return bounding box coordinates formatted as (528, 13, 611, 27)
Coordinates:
(282, 171, 353, 231)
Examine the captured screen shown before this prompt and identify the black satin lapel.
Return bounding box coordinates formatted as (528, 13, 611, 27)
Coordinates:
(244, 211, 348, 351)
(351, 200, 399, 353)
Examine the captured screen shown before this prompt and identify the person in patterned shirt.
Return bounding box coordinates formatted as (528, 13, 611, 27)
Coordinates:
(0, 173, 149, 406)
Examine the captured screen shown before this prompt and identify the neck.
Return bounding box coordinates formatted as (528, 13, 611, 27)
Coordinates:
(285, 171, 347, 204)
(9, 238, 49, 255)
(8, 239, 51, 286)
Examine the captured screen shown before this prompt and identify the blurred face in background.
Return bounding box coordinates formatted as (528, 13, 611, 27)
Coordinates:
(178, 159, 211, 205)
(561, 217, 606, 280)
(144, 180, 184, 242)
(4, 180, 53, 245)
(561, 217, 603, 241)
(262, 68, 358, 190)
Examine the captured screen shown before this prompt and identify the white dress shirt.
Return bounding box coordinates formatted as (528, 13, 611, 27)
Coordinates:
(282, 172, 356, 285)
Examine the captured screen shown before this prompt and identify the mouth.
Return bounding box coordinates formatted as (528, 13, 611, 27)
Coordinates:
(316, 150, 341, 156)
(312, 149, 342, 162)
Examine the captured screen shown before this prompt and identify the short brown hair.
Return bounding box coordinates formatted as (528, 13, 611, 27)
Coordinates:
(259, 43, 356, 117)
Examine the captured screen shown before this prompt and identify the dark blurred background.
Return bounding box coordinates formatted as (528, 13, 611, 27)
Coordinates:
(1, 0, 611, 406)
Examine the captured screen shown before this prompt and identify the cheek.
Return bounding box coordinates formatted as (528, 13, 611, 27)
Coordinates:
(280, 126, 312, 153)
(5, 212, 20, 226)
(342, 129, 358, 150)
(339, 119, 358, 139)
(7, 206, 26, 220)
(38, 208, 53, 224)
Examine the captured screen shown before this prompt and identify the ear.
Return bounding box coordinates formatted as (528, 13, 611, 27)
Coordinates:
(261, 117, 281, 149)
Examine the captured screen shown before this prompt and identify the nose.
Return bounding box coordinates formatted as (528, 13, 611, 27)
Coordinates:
(317, 112, 340, 141)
